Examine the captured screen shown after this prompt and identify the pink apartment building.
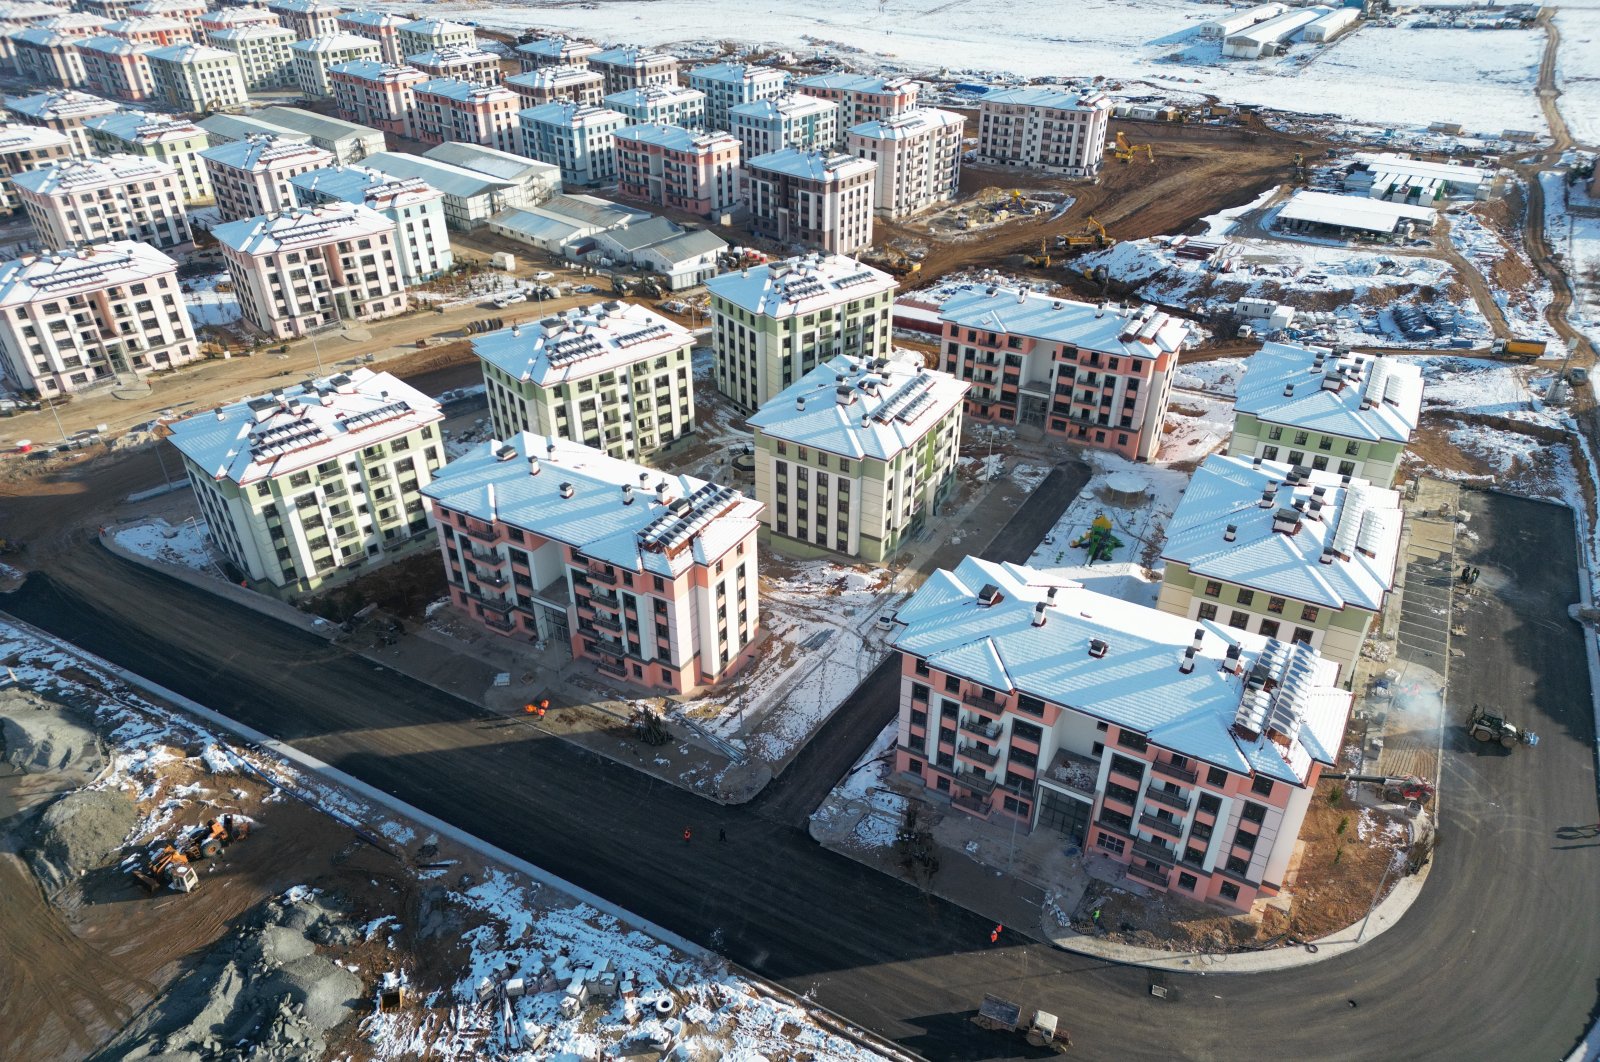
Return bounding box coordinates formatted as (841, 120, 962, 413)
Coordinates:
(12, 29, 87, 88)
(615, 124, 740, 218)
(126, 0, 205, 33)
(413, 78, 520, 154)
(201, 133, 336, 221)
(76, 36, 157, 100)
(935, 284, 1194, 462)
(336, 9, 406, 66)
(409, 45, 502, 87)
(422, 434, 764, 693)
(329, 59, 425, 138)
(503, 65, 604, 108)
(105, 16, 193, 47)
(514, 35, 598, 71)
(890, 556, 1352, 912)
(795, 72, 920, 138)
(201, 6, 283, 34)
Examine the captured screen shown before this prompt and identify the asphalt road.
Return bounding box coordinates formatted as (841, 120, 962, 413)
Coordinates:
(5, 488, 1598, 1060)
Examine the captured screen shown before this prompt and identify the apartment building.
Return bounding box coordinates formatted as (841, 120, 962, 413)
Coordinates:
(743, 148, 876, 255)
(147, 42, 248, 110)
(125, 0, 204, 32)
(409, 45, 501, 87)
(586, 46, 676, 96)
(84, 112, 212, 205)
(1157, 455, 1403, 681)
(514, 35, 598, 71)
(473, 300, 696, 460)
(519, 101, 624, 186)
(290, 164, 452, 285)
(975, 85, 1112, 177)
(75, 36, 157, 101)
(103, 16, 193, 47)
(504, 65, 604, 109)
(729, 92, 837, 158)
(706, 252, 897, 409)
(15, 153, 190, 249)
(890, 555, 1352, 912)
(336, 8, 405, 65)
(0, 241, 197, 396)
(202, 133, 335, 221)
(688, 62, 785, 132)
(1228, 343, 1423, 488)
(328, 59, 425, 138)
(413, 78, 520, 154)
(291, 33, 381, 98)
(166, 367, 444, 594)
(935, 285, 1194, 462)
(201, 6, 283, 35)
(215, 202, 408, 339)
(795, 72, 919, 139)
(206, 24, 295, 91)
(0, 123, 72, 212)
(848, 107, 964, 218)
(77, 0, 137, 21)
(603, 83, 704, 130)
(266, 0, 342, 40)
(748, 352, 966, 560)
(11, 29, 86, 88)
(422, 433, 763, 692)
(614, 124, 738, 217)
(3, 89, 118, 155)
(395, 16, 475, 59)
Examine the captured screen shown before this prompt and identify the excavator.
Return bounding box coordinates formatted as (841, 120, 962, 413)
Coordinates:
(1112, 131, 1155, 164)
(128, 815, 251, 894)
(1024, 238, 1051, 269)
(1055, 215, 1116, 252)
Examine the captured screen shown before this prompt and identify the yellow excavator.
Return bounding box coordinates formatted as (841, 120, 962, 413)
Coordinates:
(1025, 238, 1051, 268)
(1113, 131, 1155, 164)
(1054, 215, 1116, 252)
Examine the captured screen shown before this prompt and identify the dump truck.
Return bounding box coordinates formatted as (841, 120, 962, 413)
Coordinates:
(1491, 338, 1547, 360)
(1467, 704, 1539, 749)
(972, 994, 1070, 1052)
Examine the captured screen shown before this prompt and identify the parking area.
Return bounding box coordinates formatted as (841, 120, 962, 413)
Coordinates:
(1394, 553, 1455, 666)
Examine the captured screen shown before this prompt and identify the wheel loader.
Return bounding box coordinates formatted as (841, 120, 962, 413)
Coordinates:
(128, 815, 251, 894)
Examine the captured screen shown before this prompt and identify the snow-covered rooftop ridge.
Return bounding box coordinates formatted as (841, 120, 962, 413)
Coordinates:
(338, 8, 406, 27)
(211, 202, 393, 256)
(689, 61, 782, 84)
(146, 42, 235, 62)
(589, 45, 675, 65)
(0, 123, 71, 151)
(937, 284, 1194, 358)
(76, 35, 153, 55)
(509, 66, 601, 89)
(328, 58, 424, 82)
(730, 92, 836, 120)
(705, 252, 896, 317)
(472, 299, 691, 385)
(1350, 151, 1490, 187)
(398, 16, 474, 32)
(519, 100, 625, 126)
(848, 107, 964, 140)
(795, 72, 916, 93)
(291, 32, 380, 53)
(290, 164, 442, 211)
(1162, 454, 1403, 612)
(166, 367, 442, 486)
(1234, 341, 1423, 444)
(513, 35, 597, 57)
(415, 77, 513, 103)
(745, 146, 874, 181)
(615, 122, 733, 152)
(206, 23, 294, 39)
(979, 84, 1109, 110)
(408, 44, 500, 64)
(4, 89, 116, 120)
(200, 132, 333, 171)
(1278, 189, 1436, 231)
(13, 152, 177, 195)
(84, 112, 202, 145)
(892, 555, 1348, 785)
(0, 240, 176, 306)
(605, 83, 704, 106)
(422, 434, 763, 579)
(747, 352, 968, 461)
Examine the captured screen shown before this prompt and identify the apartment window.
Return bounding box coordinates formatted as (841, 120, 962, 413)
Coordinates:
(1197, 792, 1222, 816)
(1203, 580, 1221, 597)
(255, 482, 271, 497)
(1267, 596, 1286, 614)
(1292, 626, 1314, 645)
(1015, 693, 1045, 717)
(1251, 776, 1275, 798)
(1012, 719, 1042, 743)
(1259, 619, 1280, 639)
(1236, 589, 1254, 606)
(1292, 431, 1308, 446)
(1096, 833, 1126, 856)
(1228, 611, 1249, 629)
(1220, 882, 1240, 902)
(1206, 766, 1227, 787)
(1225, 854, 1251, 876)
(289, 471, 311, 487)
(1115, 728, 1148, 752)
(1241, 801, 1267, 824)
(913, 657, 929, 676)
(944, 674, 960, 693)
(910, 708, 927, 728)
(1300, 605, 1319, 623)
(1198, 603, 1218, 622)
(1178, 871, 1198, 891)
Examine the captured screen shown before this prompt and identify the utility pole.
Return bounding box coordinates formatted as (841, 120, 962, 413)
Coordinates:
(1357, 851, 1399, 941)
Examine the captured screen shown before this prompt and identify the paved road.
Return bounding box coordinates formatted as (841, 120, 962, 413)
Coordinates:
(6, 487, 1598, 1061)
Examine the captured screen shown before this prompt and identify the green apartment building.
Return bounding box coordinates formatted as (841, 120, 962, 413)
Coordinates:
(85, 112, 215, 206)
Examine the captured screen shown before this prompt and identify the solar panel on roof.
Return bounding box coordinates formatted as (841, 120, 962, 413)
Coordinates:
(341, 399, 412, 431)
(1330, 485, 1370, 558)
(638, 482, 736, 553)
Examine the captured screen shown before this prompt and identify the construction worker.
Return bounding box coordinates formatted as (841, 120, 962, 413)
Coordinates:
(718, 827, 727, 843)
(538, 699, 549, 717)
(683, 827, 692, 844)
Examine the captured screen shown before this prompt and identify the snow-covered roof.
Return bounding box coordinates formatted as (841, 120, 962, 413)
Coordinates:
(730, 92, 835, 123)
(197, 112, 308, 145)
(848, 107, 963, 141)
(145, 42, 235, 63)
(1278, 190, 1436, 234)
(527, 192, 650, 230)
(589, 45, 674, 66)
(1162, 454, 1402, 612)
(513, 36, 597, 60)
(745, 147, 873, 183)
(290, 32, 378, 55)
(706, 252, 896, 318)
(408, 45, 499, 67)
(4, 88, 116, 121)
(338, 9, 405, 28)
(979, 85, 1108, 111)
(637, 227, 726, 264)
(520, 100, 625, 130)
(167, 367, 442, 487)
(423, 433, 763, 579)
(8, 28, 73, 46)
(604, 83, 704, 109)
(424, 140, 558, 182)
(507, 66, 601, 91)
(615, 123, 734, 154)
(212, 202, 393, 256)
(106, 15, 188, 33)
(1348, 152, 1488, 188)
(689, 61, 781, 85)
(472, 299, 691, 386)
(207, 24, 294, 42)
(290, 164, 442, 212)
(256, 106, 380, 145)
(747, 352, 967, 461)
(13, 152, 176, 195)
(0, 123, 70, 153)
(414, 76, 514, 104)
(1234, 342, 1422, 444)
(892, 556, 1349, 784)
(796, 72, 914, 94)
(75, 35, 153, 56)
(0, 240, 176, 307)
(329, 59, 425, 84)
(398, 16, 473, 34)
(200, 132, 332, 172)
(363, 149, 507, 198)
(270, 0, 341, 11)
(937, 284, 1193, 359)
(84, 111, 204, 145)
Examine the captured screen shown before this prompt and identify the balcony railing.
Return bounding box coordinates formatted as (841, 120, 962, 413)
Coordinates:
(588, 589, 620, 609)
(587, 565, 618, 585)
(965, 686, 1005, 713)
(587, 638, 626, 659)
(1126, 862, 1170, 887)
(957, 767, 996, 796)
(1133, 838, 1176, 866)
(1144, 786, 1192, 813)
(959, 717, 1002, 741)
(591, 612, 623, 633)
(957, 743, 998, 768)
(1151, 758, 1199, 784)
(1139, 812, 1184, 836)
(484, 612, 514, 632)
(952, 793, 991, 816)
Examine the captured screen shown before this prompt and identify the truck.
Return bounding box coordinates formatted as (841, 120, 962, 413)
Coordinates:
(1491, 338, 1547, 360)
(972, 994, 1070, 1052)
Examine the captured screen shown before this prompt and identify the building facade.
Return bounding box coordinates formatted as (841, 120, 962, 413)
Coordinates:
(11, 29, 87, 88)
(328, 59, 425, 138)
(505, 66, 604, 109)
(748, 352, 967, 561)
(936, 285, 1193, 462)
(706, 252, 897, 410)
(688, 61, 785, 132)
(975, 86, 1111, 177)
(586, 46, 676, 96)
(75, 36, 157, 101)
(413, 78, 520, 154)
(890, 555, 1352, 912)
(0, 123, 73, 213)
(125, 0, 204, 32)
(847, 107, 965, 218)
(795, 72, 919, 140)
(743, 148, 876, 255)
(201, 133, 335, 221)
(103, 15, 192, 47)
(15, 153, 190, 249)
(266, 0, 342, 40)
(519, 101, 625, 186)
(729, 92, 838, 158)
(603, 83, 704, 129)
(291, 164, 453, 285)
(335, 8, 405, 66)
(146, 41, 248, 110)
(166, 367, 443, 594)
(614, 123, 739, 217)
(395, 17, 475, 59)
(84, 111, 212, 205)
(214, 202, 408, 339)
(0, 241, 197, 396)
(200, 6, 282, 35)
(422, 433, 763, 693)
(206, 24, 295, 91)
(290, 33, 381, 98)
(409, 45, 501, 87)
(472, 300, 696, 461)
(3, 88, 118, 155)
(514, 35, 598, 71)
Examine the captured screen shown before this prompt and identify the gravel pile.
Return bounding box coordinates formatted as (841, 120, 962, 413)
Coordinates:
(0, 687, 104, 780)
(28, 788, 138, 894)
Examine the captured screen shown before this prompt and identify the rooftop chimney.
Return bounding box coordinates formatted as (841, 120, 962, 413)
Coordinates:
(1192, 627, 1205, 651)
(1088, 638, 1109, 659)
(1224, 523, 1238, 542)
(1283, 383, 1294, 397)
(528, 456, 540, 476)
(1319, 547, 1336, 565)
(1032, 601, 1048, 627)
(977, 583, 1000, 606)
(622, 484, 634, 504)
(214, 407, 226, 421)
(797, 395, 806, 411)
(1179, 645, 1197, 674)
(559, 481, 574, 499)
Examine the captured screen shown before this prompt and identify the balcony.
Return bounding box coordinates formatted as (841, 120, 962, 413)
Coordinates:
(1002, 776, 1036, 800)
(484, 612, 515, 632)
(1139, 812, 1184, 837)
(1133, 838, 1176, 866)
(588, 588, 620, 609)
(1144, 786, 1192, 813)
(461, 523, 497, 544)
(965, 686, 1005, 714)
(470, 545, 498, 562)
(1151, 758, 1198, 784)
(952, 793, 992, 817)
(587, 638, 626, 660)
(1041, 748, 1099, 799)
(596, 657, 628, 677)
(471, 567, 507, 588)
(586, 565, 618, 585)
(591, 612, 623, 633)
(957, 767, 996, 796)
(1126, 862, 1170, 887)
(958, 717, 1001, 741)
(956, 742, 998, 769)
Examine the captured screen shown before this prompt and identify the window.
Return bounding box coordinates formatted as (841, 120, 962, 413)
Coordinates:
(910, 682, 929, 703)
(913, 656, 929, 676)
(1346, 440, 1360, 456)
(1203, 580, 1222, 598)
(939, 726, 955, 745)
(1292, 431, 1308, 446)
(909, 709, 927, 728)
(1109, 753, 1144, 780)
(1241, 801, 1267, 824)
(1267, 425, 1282, 441)
(1206, 766, 1227, 787)
(1225, 854, 1250, 876)
(1259, 620, 1280, 639)
(1236, 589, 1254, 606)
(1178, 871, 1198, 891)
(1292, 626, 1314, 645)
(1096, 832, 1125, 856)
(1220, 882, 1240, 902)
(1228, 610, 1249, 629)
(1251, 776, 1275, 798)
(1009, 745, 1037, 769)
(1198, 603, 1218, 622)
(289, 471, 311, 487)
(1015, 693, 1045, 717)
(944, 675, 960, 693)
(1233, 828, 1258, 851)
(1267, 596, 1286, 614)
(1012, 719, 1043, 743)
(1300, 605, 1320, 623)
(1197, 792, 1221, 815)
(1115, 729, 1148, 753)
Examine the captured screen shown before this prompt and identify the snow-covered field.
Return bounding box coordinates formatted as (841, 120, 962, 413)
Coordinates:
(181, 272, 242, 327)
(1541, 171, 1600, 353)
(111, 518, 222, 575)
(1447, 204, 1559, 343)
(1556, 5, 1600, 146)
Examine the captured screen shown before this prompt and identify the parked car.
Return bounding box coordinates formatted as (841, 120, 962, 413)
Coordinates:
(574, 284, 596, 294)
(533, 271, 554, 281)
(1569, 366, 1589, 386)
(492, 291, 526, 308)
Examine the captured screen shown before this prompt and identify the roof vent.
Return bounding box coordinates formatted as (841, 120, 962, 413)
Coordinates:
(1225, 643, 1242, 665)
(1282, 383, 1294, 397)
(1032, 601, 1047, 627)
(1192, 627, 1205, 651)
(622, 483, 634, 504)
(527, 456, 540, 476)
(1252, 454, 1263, 467)
(496, 444, 516, 461)
(1258, 490, 1275, 509)
(1224, 523, 1237, 542)
(547, 439, 556, 456)
(639, 471, 651, 485)
(797, 395, 806, 410)
(1273, 508, 1303, 535)
(977, 583, 1000, 606)
(1047, 586, 1058, 600)
(559, 481, 574, 499)
(214, 406, 226, 421)
(511, 323, 521, 337)
(1319, 547, 1336, 565)
(1088, 638, 1109, 659)
(1179, 645, 1197, 674)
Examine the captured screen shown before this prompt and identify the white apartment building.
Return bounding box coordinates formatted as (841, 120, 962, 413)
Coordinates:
(206, 24, 295, 90)
(3, 88, 118, 155)
(795, 73, 920, 133)
(0, 124, 73, 213)
(335, 8, 406, 66)
(744, 148, 876, 255)
(74, 36, 160, 102)
(688, 61, 785, 132)
(0, 241, 198, 396)
(328, 58, 426, 138)
(409, 45, 501, 86)
(848, 107, 965, 218)
(15, 153, 190, 249)
(729, 92, 838, 158)
(504, 65, 605, 109)
(166, 367, 444, 594)
(975, 85, 1112, 177)
(292, 164, 453, 284)
(473, 300, 696, 460)
(125, 0, 205, 32)
(266, 0, 342, 40)
(747, 352, 967, 561)
(586, 46, 676, 96)
(201, 133, 335, 221)
(706, 252, 897, 409)
(11, 29, 89, 89)
(84, 111, 212, 205)
(514, 35, 598, 71)
(603, 83, 704, 129)
(396, 16, 475, 59)
(214, 202, 408, 339)
(200, 6, 283, 35)
(519, 101, 625, 186)
(146, 41, 248, 110)
(291, 33, 381, 98)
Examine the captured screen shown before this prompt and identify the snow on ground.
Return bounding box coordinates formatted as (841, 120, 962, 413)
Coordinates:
(1407, 355, 1563, 426)
(1162, 388, 1235, 460)
(181, 272, 242, 327)
(1173, 356, 1247, 397)
(810, 720, 906, 851)
(1447, 203, 1559, 343)
(1542, 171, 1600, 353)
(1556, 5, 1600, 146)
(111, 517, 222, 575)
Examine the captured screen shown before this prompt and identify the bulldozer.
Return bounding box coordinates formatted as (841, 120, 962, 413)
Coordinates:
(128, 814, 251, 894)
(1467, 705, 1539, 749)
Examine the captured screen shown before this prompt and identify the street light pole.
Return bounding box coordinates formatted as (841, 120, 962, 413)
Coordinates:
(1357, 851, 1399, 941)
